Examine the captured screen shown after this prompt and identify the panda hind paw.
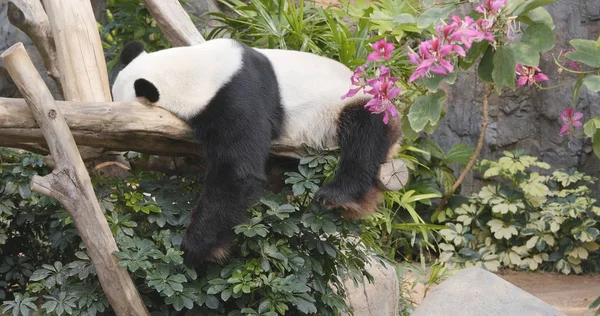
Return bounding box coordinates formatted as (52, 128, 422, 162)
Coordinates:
(315, 185, 381, 220)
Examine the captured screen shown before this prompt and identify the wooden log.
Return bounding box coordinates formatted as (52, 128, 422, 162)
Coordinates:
(7, 0, 62, 96)
(0, 97, 408, 191)
(141, 0, 206, 47)
(1, 43, 149, 316)
(41, 0, 111, 102)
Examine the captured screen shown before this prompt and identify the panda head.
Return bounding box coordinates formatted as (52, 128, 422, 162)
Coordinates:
(112, 41, 160, 104)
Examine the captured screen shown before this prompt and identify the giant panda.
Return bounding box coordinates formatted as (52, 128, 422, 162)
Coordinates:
(112, 38, 401, 267)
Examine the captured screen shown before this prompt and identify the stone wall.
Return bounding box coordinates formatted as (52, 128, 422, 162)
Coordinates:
(431, 1, 600, 194)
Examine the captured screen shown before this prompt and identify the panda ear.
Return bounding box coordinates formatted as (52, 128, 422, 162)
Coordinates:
(134, 79, 160, 103)
(120, 41, 146, 66)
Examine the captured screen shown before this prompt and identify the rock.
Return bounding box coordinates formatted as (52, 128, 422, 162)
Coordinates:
(430, 1, 600, 195)
(412, 268, 566, 316)
(342, 259, 399, 316)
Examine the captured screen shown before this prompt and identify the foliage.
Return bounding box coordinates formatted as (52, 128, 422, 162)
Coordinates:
(99, 0, 171, 72)
(435, 151, 600, 275)
(1, 147, 397, 315)
(590, 295, 600, 316)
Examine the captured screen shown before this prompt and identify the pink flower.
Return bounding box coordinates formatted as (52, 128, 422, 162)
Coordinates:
(408, 38, 454, 82)
(367, 39, 395, 61)
(516, 63, 549, 87)
(342, 65, 368, 99)
(475, 0, 506, 15)
(559, 108, 583, 136)
(364, 69, 401, 124)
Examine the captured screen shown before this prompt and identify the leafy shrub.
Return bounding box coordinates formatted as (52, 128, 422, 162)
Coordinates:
(436, 151, 600, 274)
(1, 146, 390, 315)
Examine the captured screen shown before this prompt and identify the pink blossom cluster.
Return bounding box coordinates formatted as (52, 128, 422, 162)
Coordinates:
(559, 108, 583, 137)
(515, 63, 549, 87)
(408, 0, 506, 83)
(342, 39, 401, 124)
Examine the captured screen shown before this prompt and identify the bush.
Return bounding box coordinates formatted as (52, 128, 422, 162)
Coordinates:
(436, 151, 600, 274)
(1, 147, 390, 315)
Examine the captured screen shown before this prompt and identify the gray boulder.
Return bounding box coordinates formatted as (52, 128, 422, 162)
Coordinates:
(412, 268, 565, 316)
(342, 259, 399, 316)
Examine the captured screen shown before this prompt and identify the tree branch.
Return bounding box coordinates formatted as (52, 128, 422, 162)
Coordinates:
(1, 42, 149, 316)
(41, 0, 112, 102)
(141, 0, 206, 47)
(0, 96, 408, 191)
(434, 86, 492, 214)
(7, 0, 63, 97)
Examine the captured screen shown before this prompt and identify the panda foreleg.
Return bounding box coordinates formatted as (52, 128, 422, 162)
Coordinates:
(181, 159, 266, 267)
(315, 102, 401, 219)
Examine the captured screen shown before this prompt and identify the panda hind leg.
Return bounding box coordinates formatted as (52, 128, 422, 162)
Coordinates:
(314, 102, 400, 220)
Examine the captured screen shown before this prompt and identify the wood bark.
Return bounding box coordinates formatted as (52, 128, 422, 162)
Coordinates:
(41, 0, 111, 102)
(0, 97, 408, 191)
(7, 0, 62, 96)
(1, 43, 149, 316)
(141, 0, 206, 46)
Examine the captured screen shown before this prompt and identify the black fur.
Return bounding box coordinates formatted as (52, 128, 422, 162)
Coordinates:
(120, 41, 145, 66)
(134, 79, 160, 103)
(180, 42, 283, 267)
(314, 103, 393, 207)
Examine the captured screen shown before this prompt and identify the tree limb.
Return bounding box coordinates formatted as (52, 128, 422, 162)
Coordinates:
(0, 96, 408, 191)
(41, 0, 112, 102)
(141, 0, 206, 47)
(1, 42, 149, 316)
(7, 0, 62, 97)
(434, 86, 492, 214)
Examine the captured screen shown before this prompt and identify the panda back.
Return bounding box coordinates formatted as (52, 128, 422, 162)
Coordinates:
(256, 48, 359, 148)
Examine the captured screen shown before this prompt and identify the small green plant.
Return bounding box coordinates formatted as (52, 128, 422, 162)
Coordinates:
(436, 151, 600, 274)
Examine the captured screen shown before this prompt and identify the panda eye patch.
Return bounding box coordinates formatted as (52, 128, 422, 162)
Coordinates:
(134, 78, 160, 103)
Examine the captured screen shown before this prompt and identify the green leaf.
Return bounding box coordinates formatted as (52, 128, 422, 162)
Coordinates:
(514, 0, 556, 16)
(478, 45, 494, 82)
(510, 23, 554, 66)
(583, 116, 600, 138)
(392, 13, 416, 24)
(590, 296, 600, 309)
(492, 46, 517, 94)
(400, 115, 419, 140)
(407, 90, 446, 132)
(572, 75, 585, 105)
(583, 75, 600, 92)
(566, 39, 600, 67)
(593, 131, 600, 160)
(517, 7, 554, 30)
(444, 144, 475, 165)
(416, 5, 456, 28)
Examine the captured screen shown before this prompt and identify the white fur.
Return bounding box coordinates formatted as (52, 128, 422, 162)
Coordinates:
(256, 48, 366, 148)
(113, 39, 368, 148)
(112, 39, 244, 120)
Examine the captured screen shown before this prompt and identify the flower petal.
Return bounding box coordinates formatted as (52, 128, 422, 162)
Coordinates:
(559, 124, 571, 136)
(366, 52, 382, 61)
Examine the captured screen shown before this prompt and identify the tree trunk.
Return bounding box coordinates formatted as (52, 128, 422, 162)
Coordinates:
(1, 43, 149, 316)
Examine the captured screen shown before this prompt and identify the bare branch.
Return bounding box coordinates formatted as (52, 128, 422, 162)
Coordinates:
(41, 0, 111, 102)
(1, 42, 149, 316)
(7, 0, 62, 96)
(0, 96, 408, 191)
(141, 0, 206, 47)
